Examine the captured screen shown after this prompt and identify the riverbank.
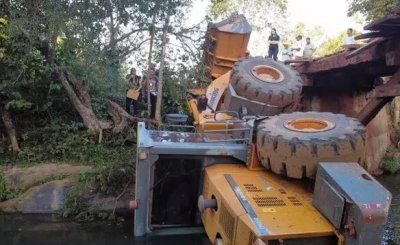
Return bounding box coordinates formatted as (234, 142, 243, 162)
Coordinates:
(0, 163, 134, 215)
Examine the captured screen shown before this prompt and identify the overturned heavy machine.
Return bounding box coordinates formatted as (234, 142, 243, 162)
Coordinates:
(133, 11, 399, 245)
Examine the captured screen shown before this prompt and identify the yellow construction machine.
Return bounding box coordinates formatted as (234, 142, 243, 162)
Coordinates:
(133, 14, 392, 245)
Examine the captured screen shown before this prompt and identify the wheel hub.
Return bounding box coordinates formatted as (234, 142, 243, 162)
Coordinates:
(283, 118, 335, 132)
(251, 65, 284, 83)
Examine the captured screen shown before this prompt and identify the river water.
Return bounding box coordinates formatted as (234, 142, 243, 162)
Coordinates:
(379, 173, 400, 245)
(0, 173, 399, 245)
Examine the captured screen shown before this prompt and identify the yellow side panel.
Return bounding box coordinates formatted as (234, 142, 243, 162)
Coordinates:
(205, 71, 231, 113)
(203, 165, 338, 245)
(214, 32, 249, 60)
(201, 165, 248, 244)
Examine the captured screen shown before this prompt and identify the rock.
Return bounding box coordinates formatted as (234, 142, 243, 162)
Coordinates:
(371, 168, 385, 176)
(13, 179, 76, 213)
(0, 179, 134, 214)
(2, 163, 91, 190)
(0, 164, 134, 214)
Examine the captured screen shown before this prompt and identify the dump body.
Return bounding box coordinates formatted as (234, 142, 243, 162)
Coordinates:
(204, 14, 251, 80)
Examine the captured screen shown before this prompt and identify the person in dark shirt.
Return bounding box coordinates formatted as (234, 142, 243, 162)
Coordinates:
(125, 68, 141, 116)
(268, 28, 280, 61)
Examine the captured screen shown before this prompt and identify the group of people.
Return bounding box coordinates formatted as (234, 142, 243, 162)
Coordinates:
(267, 27, 356, 62)
(125, 67, 158, 118)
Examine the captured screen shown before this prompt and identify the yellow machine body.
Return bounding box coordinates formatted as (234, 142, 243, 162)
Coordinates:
(187, 72, 233, 132)
(202, 164, 343, 245)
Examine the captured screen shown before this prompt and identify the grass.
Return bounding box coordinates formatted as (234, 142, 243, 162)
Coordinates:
(0, 173, 21, 201)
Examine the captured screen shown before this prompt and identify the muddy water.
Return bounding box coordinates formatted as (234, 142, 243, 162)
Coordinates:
(0, 173, 399, 245)
(0, 214, 209, 245)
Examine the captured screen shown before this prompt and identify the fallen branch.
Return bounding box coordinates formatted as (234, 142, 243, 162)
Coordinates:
(112, 178, 132, 216)
(106, 100, 158, 134)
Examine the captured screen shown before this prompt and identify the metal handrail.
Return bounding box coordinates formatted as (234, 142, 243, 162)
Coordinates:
(201, 119, 253, 144)
(158, 124, 196, 133)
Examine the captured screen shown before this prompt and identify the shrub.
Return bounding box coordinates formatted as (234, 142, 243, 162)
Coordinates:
(382, 156, 400, 174)
(57, 189, 96, 222)
(0, 174, 21, 201)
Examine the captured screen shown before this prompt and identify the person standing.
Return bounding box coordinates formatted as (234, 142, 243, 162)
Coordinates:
(125, 68, 141, 116)
(144, 70, 158, 119)
(267, 28, 280, 61)
(303, 37, 316, 59)
(343, 28, 356, 45)
(291, 35, 304, 59)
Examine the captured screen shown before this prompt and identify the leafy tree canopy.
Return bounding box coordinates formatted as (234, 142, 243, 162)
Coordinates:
(347, 0, 397, 22)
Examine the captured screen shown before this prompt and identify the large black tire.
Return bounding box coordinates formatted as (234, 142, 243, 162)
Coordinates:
(257, 112, 366, 179)
(230, 57, 302, 108)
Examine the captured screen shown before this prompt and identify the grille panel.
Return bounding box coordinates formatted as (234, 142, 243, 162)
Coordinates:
(219, 202, 235, 240)
(253, 197, 286, 207)
(243, 184, 262, 192)
(287, 196, 303, 206)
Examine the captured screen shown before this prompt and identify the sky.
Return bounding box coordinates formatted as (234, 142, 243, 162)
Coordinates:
(130, 0, 365, 71)
(287, 0, 363, 37)
(186, 0, 365, 54)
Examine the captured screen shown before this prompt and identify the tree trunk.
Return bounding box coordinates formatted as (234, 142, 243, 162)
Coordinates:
(155, 15, 170, 123)
(107, 0, 116, 51)
(53, 66, 102, 133)
(1, 107, 21, 153)
(146, 14, 156, 117)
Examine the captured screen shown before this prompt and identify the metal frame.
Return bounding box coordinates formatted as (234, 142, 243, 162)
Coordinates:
(134, 122, 251, 237)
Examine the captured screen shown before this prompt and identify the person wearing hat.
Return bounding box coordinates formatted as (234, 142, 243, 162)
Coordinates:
(125, 68, 141, 116)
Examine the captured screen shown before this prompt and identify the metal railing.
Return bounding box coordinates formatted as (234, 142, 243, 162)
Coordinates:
(200, 118, 253, 144)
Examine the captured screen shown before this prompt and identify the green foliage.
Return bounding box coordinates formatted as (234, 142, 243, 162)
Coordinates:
(315, 33, 347, 57)
(209, 0, 287, 19)
(0, 17, 51, 115)
(90, 160, 134, 195)
(80, 144, 135, 195)
(78, 170, 94, 185)
(161, 69, 188, 115)
(383, 156, 400, 174)
(57, 189, 96, 222)
(1, 121, 134, 168)
(0, 174, 21, 201)
(58, 189, 126, 223)
(0, 0, 200, 201)
(284, 22, 326, 47)
(347, 0, 397, 22)
(315, 29, 362, 57)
